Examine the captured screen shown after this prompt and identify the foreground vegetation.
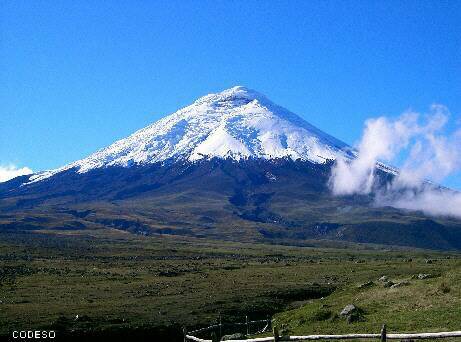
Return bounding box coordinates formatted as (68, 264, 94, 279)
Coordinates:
(0, 229, 460, 341)
(272, 258, 461, 336)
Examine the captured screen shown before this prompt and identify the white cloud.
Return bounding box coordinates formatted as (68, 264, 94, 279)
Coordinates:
(377, 185, 461, 218)
(329, 105, 461, 219)
(329, 111, 421, 195)
(0, 164, 33, 183)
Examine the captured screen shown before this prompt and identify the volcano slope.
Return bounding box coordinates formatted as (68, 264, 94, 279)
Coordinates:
(1, 158, 461, 250)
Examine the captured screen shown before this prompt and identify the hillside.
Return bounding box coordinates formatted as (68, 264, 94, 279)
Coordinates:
(2, 158, 461, 250)
(272, 258, 461, 338)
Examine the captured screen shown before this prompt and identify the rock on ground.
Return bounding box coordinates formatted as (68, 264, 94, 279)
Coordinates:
(221, 333, 247, 340)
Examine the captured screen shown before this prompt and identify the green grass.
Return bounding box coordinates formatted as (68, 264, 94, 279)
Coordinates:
(272, 259, 461, 337)
(0, 229, 459, 341)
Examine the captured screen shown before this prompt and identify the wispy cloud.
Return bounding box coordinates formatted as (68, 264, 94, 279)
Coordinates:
(0, 164, 33, 183)
(329, 105, 461, 218)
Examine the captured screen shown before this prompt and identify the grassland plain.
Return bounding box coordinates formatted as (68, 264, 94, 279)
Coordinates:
(0, 229, 460, 342)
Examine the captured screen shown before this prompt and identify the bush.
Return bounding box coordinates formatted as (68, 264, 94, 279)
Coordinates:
(438, 282, 451, 294)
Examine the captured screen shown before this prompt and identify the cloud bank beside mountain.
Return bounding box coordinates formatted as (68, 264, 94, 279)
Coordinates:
(0, 164, 33, 183)
(330, 105, 461, 218)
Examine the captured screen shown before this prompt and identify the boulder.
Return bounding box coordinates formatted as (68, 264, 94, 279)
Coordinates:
(339, 304, 364, 323)
(390, 281, 410, 288)
(340, 304, 357, 316)
(417, 273, 432, 280)
(221, 333, 247, 340)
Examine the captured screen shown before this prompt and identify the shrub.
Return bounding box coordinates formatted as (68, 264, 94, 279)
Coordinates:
(438, 282, 451, 294)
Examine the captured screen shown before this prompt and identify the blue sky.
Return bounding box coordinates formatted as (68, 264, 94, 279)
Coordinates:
(1, 1, 460, 187)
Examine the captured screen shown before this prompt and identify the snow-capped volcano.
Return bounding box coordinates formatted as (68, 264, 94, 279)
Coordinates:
(29, 86, 353, 182)
(4, 86, 461, 251)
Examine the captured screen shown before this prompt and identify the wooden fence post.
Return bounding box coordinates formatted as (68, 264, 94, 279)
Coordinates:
(182, 326, 187, 342)
(211, 331, 219, 342)
(219, 313, 222, 339)
(273, 326, 279, 342)
(381, 323, 387, 342)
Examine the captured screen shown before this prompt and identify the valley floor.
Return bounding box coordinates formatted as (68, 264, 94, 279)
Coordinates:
(0, 229, 460, 341)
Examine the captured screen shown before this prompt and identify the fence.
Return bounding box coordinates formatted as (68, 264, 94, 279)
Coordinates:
(184, 316, 271, 342)
(185, 322, 461, 342)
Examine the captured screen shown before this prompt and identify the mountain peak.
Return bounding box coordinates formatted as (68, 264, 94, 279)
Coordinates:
(219, 85, 253, 94)
(194, 86, 266, 107)
(211, 85, 258, 97)
(28, 87, 352, 183)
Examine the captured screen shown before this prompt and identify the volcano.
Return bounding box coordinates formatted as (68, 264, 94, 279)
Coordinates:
(1, 86, 461, 250)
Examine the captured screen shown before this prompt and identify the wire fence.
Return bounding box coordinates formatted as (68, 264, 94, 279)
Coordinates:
(184, 321, 461, 342)
(184, 316, 271, 342)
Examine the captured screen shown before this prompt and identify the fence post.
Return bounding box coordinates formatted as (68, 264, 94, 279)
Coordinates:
(246, 315, 249, 335)
(211, 331, 219, 342)
(219, 313, 222, 339)
(380, 323, 387, 342)
(273, 326, 279, 342)
(182, 326, 187, 342)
